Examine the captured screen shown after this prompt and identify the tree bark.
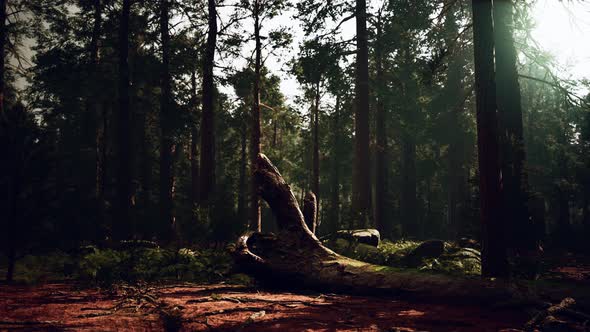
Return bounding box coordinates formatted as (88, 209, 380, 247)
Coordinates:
(303, 191, 317, 234)
(312, 80, 320, 225)
(234, 154, 518, 301)
(471, 0, 509, 278)
(199, 0, 217, 206)
(374, 14, 387, 236)
(115, 0, 132, 240)
(190, 70, 200, 222)
(0, 0, 6, 116)
(352, 0, 371, 228)
(159, 0, 176, 241)
(249, 0, 262, 231)
(238, 121, 248, 227)
(327, 95, 341, 234)
(493, 0, 533, 252)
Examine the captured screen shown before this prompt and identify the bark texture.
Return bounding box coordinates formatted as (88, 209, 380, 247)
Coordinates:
(159, 0, 176, 240)
(249, 0, 262, 231)
(493, 0, 533, 252)
(352, 0, 371, 227)
(472, 0, 509, 277)
(303, 191, 317, 234)
(115, 0, 132, 240)
(199, 0, 217, 206)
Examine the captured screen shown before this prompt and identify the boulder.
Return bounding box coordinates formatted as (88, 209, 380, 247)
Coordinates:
(335, 229, 381, 247)
(406, 240, 445, 266)
(458, 238, 480, 249)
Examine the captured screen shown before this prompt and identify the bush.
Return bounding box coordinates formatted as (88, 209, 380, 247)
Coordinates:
(75, 247, 235, 286)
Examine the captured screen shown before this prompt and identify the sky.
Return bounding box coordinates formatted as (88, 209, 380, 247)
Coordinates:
(530, 0, 590, 95)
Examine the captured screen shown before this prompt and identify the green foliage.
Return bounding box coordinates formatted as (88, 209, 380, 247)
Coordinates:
(76, 247, 234, 286)
(326, 239, 482, 276)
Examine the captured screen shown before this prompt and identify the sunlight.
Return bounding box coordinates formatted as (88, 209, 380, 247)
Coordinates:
(531, 0, 590, 80)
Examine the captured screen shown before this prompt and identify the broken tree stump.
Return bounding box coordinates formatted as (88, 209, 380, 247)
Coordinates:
(303, 191, 317, 234)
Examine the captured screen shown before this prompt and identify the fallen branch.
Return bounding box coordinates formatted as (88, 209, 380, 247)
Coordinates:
(233, 154, 523, 303)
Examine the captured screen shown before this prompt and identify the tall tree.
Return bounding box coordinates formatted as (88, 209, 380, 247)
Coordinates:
(352, 0, 371, 227)
(374, 9, 387, 234)
(159, 0, 176, 240)
(199, 0, 217, 207)
(190, 70, 199, 222)
(0, 0, 6, 117)
(471, 0, 509, 277)
(116, 0, 132, 240)
(493, 0, 533, 252)
(249, 0, 262, 231)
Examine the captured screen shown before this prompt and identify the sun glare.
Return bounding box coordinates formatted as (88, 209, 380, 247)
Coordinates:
(531, 0, 590, 81)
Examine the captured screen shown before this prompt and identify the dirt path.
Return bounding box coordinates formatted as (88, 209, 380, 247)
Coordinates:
(0, 282, 529, 331)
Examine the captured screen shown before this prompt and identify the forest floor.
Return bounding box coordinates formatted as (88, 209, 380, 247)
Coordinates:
(0, 282, 530, 331)
(1, 252, 589, 331)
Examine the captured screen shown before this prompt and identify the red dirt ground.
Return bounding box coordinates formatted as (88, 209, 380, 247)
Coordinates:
(0, 282, 529, 331)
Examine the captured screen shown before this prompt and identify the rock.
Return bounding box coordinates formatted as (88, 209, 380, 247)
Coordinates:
(335, 229, 381, 247)
(458, 238, 480, 249)
(406, 240, 445, 266)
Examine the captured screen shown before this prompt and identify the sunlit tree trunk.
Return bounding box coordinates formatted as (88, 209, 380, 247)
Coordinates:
(249, 0, 262, 231)
(472, 0, 509, 278)
(199, 0, 217, 207)
(352, 0, 371, 228)
(115, 0, 132, 240)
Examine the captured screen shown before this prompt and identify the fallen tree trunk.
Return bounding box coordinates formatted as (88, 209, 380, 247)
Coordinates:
(234, 154, 524, 302)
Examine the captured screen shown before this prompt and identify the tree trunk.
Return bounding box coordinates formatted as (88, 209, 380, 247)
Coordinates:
(199, 0, 217, 206)
(249, 0, 262, 231)
(352, 0, 371, 228)
(159, 0, 176, 241)
(401, 132, 417, 237)
(312, 80, 320, 224)
(374, 15, 387, 236)
(190, 70, 199, 222)
(238, 122, 247, 227)
(443, 7, 466, 240)
(303, 191, 317, 234)
(0, 0, 6, 116)
(471, 0, 509, 278)
(328, 96, 341, 234)
(234, 154, 518, 301)
(115, 0, 132, 240)
(493, 0, 533, 252)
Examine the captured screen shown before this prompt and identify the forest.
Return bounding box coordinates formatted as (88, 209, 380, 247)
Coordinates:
(1, 0, 590, 330)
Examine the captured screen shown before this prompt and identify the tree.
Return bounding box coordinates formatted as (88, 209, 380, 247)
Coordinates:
(493, 0, 533, 252)
(352, 0, 371, 228)
(0, 0, 6, 116)
(199, 0, 217, 207)
(159, 0, 176, 241)
(116, 0, 133, 240)
(471, 0, 509, 278)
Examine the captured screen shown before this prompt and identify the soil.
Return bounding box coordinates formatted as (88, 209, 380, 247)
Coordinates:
(0, 282, 529, 331)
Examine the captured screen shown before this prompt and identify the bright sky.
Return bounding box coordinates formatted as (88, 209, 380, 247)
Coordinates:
(531, 0, 590, 84)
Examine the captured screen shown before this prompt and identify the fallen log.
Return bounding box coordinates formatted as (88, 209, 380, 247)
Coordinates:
(234, 154, 523, 303)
